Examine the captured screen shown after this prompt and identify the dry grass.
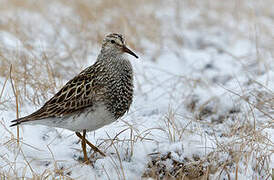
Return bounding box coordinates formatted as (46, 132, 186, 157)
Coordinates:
(0, 0, 162, 107)
(142, 84, 273, 179)
(0, 0, 273, 179)
(0, 0, 273, 105)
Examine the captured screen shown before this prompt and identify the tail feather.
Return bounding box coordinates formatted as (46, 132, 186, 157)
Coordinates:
(10, 107, 48, 127)
(10, 116, 32, 127)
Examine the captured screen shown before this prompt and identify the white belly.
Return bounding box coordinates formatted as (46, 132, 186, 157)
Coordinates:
(26, 104, 116, 132)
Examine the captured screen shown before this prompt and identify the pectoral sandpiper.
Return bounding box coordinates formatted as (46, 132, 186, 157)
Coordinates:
(11, 33, 138, 164)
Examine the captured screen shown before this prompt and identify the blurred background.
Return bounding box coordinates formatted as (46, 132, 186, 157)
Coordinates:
(0, 0, 273, 179)
(0, 0, 273, 104)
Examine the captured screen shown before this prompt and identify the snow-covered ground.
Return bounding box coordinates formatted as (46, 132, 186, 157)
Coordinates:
(0, 1, 273, 179)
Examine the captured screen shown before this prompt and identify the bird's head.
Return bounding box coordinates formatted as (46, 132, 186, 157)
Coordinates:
(101, 33, 138, 59)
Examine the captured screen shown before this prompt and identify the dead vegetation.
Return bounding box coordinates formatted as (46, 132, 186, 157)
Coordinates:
(143, 152, 208, 180)
(0, 0, 162, 108)
(0, 0, 273, 179)
(142, 83, 273, 179)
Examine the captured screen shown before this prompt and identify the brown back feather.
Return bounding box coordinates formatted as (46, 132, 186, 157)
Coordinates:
(11, 62, 106, 126)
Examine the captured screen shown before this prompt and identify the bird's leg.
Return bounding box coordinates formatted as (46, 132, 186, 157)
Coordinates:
(82, 130, 89, 164)
(75, 132, 106, 157)
(84, 138, 106, 157)
(76, 130, 89, 164)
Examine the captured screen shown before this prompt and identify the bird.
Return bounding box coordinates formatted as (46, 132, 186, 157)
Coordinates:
(10, 33, 138, 164)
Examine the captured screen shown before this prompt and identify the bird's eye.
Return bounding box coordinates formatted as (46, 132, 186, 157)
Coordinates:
(110, 40, 115, 44)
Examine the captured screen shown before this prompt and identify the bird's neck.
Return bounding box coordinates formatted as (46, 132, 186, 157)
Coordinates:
(97, 50, 130, 67)
(99, 48, 122, 60)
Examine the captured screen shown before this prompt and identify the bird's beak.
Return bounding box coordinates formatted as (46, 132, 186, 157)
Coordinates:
(122, 45, 139, 59)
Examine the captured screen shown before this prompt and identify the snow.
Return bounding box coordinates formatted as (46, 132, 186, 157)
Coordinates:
(0, 1, 273, 179)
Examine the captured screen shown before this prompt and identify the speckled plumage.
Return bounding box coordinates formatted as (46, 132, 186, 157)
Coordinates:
(10, 33, 138, 160)
(11, 33, 137, 132)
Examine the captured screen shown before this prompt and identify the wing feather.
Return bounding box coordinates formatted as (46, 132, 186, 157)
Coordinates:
(10, 63, 106, 126)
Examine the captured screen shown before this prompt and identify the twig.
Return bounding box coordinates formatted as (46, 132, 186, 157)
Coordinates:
(9, 65, 20, 146)
(0, 70, 9, 103)
(218, 83, 273, 120)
